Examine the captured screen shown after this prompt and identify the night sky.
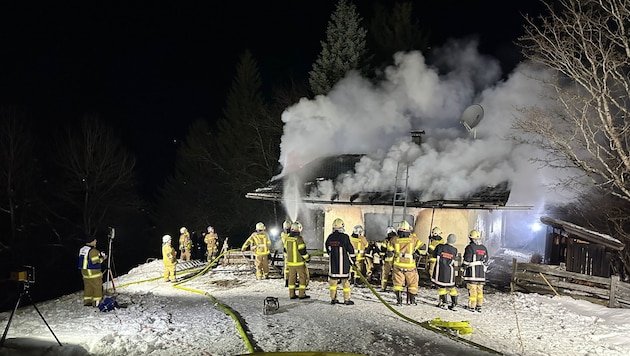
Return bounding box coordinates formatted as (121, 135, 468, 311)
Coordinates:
(0, 0, 546, 196)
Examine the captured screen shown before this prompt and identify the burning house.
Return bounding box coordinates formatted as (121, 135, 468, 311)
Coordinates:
(247, 131, 523, 255)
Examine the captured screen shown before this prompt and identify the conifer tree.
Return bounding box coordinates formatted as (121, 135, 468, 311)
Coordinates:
(308, 0, 368, 96)
(368, 1, 429, 69)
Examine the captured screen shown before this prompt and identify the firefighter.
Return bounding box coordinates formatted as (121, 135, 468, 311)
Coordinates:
(380, 226, 397, 291)
(349, 224, 369, 285)
(78, 236, 107, 307)
(432, 233, 459, 310)
(364, 240, 379, 282)
(162, 235, 178, 282)
(280, 218, 292, 287)
(326, 218, 356, 305)
(462, 229, 489, 312)
(179, 226, 192, 262)
(427, 227, 444, 279)
(284, 221, 311, 299)
(204, 226, 219, 265)
(389, 220, 424, 306)
(241, 222, 272, 279)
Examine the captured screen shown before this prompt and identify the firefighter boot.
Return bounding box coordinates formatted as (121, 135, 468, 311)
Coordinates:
(395, 291, 403, 306)
(409, 294, 417, 305)
(437, 294, 448, 309)
(448, 295, 458, 311)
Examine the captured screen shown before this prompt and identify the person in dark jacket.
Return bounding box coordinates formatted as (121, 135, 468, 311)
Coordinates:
(78, 236, 107, 307)
(462, 229, 489, 312)
(325, 218, 356, 305)
(431, 233, 459, 310)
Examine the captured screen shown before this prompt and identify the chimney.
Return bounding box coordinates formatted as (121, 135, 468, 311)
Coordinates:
(410, 130, 425, 145)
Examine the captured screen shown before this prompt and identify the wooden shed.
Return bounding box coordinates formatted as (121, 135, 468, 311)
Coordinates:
(540, 216, 624, 278)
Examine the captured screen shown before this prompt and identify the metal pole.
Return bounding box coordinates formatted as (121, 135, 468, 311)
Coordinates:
(106, 227, 115, 291)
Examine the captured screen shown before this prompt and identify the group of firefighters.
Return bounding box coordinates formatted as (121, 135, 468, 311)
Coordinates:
(155, 218, 488, 312)
(160, 225, 223, 282)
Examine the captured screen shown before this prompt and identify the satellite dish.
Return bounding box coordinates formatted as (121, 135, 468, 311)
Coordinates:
(460, 104, 484, 132)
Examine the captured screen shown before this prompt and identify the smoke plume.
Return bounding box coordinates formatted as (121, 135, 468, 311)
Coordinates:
(279, 39, 577, 218)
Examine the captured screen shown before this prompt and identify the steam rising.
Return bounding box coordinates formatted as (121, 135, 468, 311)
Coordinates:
(278, 39, 577, 219)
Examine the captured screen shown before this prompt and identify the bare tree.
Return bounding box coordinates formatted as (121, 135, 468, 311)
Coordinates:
(54, 116, 137, 238)
(516, 0, 630, 276)
(0, 108, 36, 244)
(517, 0, 630, 201)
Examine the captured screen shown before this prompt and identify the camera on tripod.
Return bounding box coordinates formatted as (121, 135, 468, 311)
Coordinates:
(10, 265, 35, 285)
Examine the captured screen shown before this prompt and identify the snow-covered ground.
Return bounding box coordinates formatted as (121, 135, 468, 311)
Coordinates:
(2, 257, 630, 356)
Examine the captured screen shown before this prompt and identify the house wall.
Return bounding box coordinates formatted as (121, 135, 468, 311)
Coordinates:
(308, 204, 506, 254)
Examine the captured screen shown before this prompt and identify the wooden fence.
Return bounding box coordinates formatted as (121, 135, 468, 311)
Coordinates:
(511, 258, 630, 308)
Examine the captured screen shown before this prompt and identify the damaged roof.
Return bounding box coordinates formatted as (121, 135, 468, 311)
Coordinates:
(247, 154, 511, 210)
(540, 216, 624, 251)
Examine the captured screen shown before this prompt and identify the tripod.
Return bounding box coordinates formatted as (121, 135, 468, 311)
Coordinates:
(0, 281, 62, 347)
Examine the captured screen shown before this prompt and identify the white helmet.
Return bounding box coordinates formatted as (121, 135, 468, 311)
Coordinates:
(353, 225, 364, 235)
(386, 226, 396, 235)
(255, 222, 266, 231)
(291, 221, 303, 232)
(180, 227, 187, 234)
(162, 235, 171, 243)
(397, 220, 411, 233)
(207, 226, 214, 233)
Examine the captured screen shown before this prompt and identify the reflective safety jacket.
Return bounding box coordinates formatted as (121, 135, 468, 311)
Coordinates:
(242, 231, 271, 256)
(350, 233, 369, 261)
(428, 235, 444, 264)
(179, 232, 192, 250)
(204, 232, 218, 253)
(284, 232, 310, 267)
(326, 230, 355, 278)
(78, 245, 104, 270)
(78, 245, 105, 279)
(431, 243, 458, 287)
(389, 233, 423, 270)
(462, 241, 488, 283)
(163, 242, 178, 266)
(380, 235, 395, 263)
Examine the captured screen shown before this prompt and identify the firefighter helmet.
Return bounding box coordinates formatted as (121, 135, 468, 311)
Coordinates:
(162, 235, 171, 243)
(291, 221, 303, 232)
(207, 226, 214, 233)
(332, 218, 344, 229)
(180, 227, 187, 234)
(447, 233, 457, 244)
(398, 220, 411, 232)
(469, 229, 481, 240)
(431, 227, 442, 236)
(282, 219, 292, 230)
(353, 225, 364, 235)
(386, 226, 396, 235)
(255, 222, 266, 231)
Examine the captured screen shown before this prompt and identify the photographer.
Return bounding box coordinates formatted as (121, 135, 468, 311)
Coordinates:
(78, 236, 107, 307)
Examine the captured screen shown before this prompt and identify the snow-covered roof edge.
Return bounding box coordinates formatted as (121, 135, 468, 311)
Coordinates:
(540, 216, 625, 251)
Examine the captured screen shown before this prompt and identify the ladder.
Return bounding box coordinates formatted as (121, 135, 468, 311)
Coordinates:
(390, 162, 409, 226)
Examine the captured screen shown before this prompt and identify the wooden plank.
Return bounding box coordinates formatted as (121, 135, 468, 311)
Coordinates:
(516, 263, 611, 285)
(514, 274, 608, 297)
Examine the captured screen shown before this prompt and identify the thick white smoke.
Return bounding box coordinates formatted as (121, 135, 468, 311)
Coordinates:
(279, 39, 578, 214)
